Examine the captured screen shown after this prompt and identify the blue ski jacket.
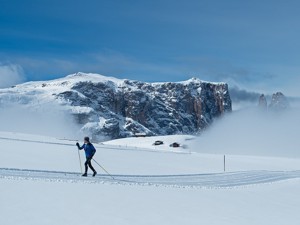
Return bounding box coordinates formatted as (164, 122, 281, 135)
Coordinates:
(78, 143, 96, 158)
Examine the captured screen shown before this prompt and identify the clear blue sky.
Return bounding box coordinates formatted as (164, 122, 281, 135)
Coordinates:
(0, 0, 300, 96)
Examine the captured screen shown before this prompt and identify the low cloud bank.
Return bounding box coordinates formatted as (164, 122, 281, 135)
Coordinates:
(0, 64, 26, 88)
(0, 104, 82, 139)
(192, 108, 300, 158)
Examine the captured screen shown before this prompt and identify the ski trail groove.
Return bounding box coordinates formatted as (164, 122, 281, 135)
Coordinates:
(1, 168, 300, 188)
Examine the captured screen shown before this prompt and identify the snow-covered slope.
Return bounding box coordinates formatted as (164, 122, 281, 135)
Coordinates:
(0, 72, 232, 140)
(1, 131, 300, 225)
(104, 134, 195, 152)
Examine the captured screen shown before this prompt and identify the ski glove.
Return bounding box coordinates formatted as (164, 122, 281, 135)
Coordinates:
(76, 142, 80, 147)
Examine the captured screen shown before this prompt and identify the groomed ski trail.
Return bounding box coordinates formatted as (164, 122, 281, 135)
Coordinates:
(1, 168, 300, 188)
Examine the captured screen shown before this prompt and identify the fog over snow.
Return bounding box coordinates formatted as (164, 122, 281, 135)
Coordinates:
(0, 64, 25, 88)
(193, 107, 300, 158)
(0, 104, 81, 139)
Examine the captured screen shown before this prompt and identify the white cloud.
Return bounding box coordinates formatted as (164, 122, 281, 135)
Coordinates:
(192, 108, 300, 158)
(0, 64, 25, 88)
(0, 104, 81, 139)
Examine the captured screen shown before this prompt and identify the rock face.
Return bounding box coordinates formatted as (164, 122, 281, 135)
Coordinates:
(257, 92, 289, 111)
(269, 92, 289, 110)
(258, 94, 267, 109)
(0, 73, 232, 140)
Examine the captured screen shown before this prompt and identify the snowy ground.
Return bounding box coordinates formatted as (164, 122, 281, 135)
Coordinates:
(1, 131, 300, 225)
(104, 134, 195, 152)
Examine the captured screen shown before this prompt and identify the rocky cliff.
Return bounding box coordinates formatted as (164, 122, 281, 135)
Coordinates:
(0, 73, 232, 140)
(269, 92, 289, 110)
(257, 92, 289, 111)
(258, 94, 268, 109)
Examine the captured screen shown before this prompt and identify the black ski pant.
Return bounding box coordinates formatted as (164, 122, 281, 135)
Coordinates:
(84, 157, 96, 173)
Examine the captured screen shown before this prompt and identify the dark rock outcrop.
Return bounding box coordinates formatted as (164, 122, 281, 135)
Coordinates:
(57, 75, 232, 140)
(0, 73, 232, 141)
(269, 92, 289, 110)
(257, 92, 289, 112)
(258, 94, 267, 109)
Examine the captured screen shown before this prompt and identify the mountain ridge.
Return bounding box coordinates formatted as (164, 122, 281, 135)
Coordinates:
(0, 72, 232, 140)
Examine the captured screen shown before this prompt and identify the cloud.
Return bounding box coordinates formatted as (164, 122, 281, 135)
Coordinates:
(192, 108, 300, 158)
(229, 86, 261, 110)
(0, 104, 81, 139)
(229, 86, 300, 110)
(229, 86, 261, 103)
(0, 64, 26, 88)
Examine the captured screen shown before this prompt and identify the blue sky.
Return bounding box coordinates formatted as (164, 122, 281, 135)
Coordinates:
(0, 0, 300, 96)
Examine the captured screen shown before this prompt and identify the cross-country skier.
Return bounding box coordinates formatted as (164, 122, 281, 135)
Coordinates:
(76, 137, 97, 177)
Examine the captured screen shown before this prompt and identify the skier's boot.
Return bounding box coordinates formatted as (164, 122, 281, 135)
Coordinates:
(82, 173, 87, 177)
(93, 171, 97, 177)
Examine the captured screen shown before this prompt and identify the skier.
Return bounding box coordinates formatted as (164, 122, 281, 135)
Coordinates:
(76, 137, 97, 177)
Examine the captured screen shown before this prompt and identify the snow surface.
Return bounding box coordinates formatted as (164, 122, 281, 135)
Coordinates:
(104, 135, 195, 153)
(1, 131, 300, 225)
(0, 72, 125, 109)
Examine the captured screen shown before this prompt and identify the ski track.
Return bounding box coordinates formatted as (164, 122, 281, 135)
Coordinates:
(1, 168, 300, 189)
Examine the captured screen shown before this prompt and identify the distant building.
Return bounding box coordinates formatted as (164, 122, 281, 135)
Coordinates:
(153, 140, 164, 146)
(134, 133, 147, 137)
(169, 142, 180, 148)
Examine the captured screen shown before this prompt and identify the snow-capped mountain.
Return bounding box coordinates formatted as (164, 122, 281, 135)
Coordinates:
(0, 72, 232, 140)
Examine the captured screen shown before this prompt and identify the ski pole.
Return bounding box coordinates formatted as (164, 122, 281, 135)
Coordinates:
(92, 159, 115, 180)
(77, 149, 83, 174)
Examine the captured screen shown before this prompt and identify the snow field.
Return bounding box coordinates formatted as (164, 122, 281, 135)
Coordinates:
(1, 131, 300, 225)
